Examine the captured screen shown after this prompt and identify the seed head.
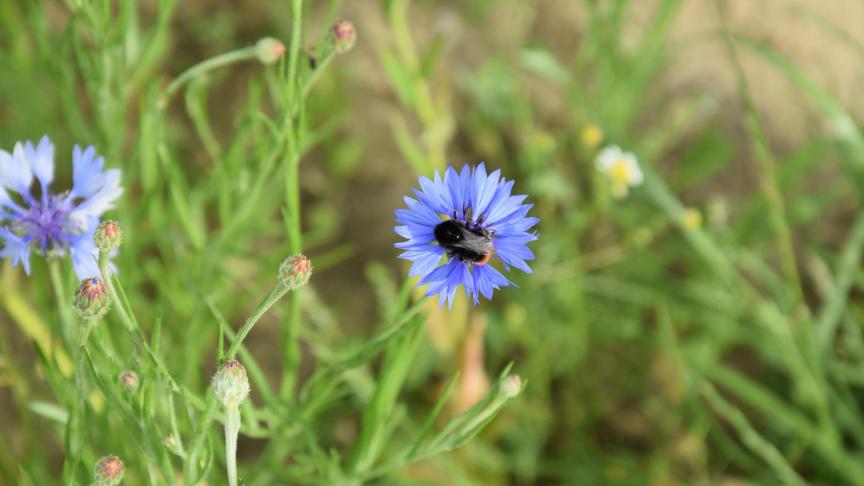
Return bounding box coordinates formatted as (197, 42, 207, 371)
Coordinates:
(119, 371, 138, 392)
(94, 220, 122, 253)
(213, 359, 250, 408)
(73, 277, 110, 320)
(94, 455, 124, 486)
(330, 20, 356, 53)
(278, 254, 312, 290)
(255, 37, 286, 65)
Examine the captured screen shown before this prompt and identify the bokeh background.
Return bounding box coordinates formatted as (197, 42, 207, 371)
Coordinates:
(3, 0, 864, 484)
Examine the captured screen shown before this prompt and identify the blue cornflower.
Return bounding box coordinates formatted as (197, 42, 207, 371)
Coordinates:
(0, 136, 122, 278)
(394, 163, 538, 307)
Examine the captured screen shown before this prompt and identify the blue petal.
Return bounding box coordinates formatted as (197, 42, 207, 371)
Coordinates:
(488, 203, 533, 232)
(470, 163, 501, 219)
(68, 221, 101, 279)
(472, 265, 512, 302)
(71, 145, 113, 199)
(25, 135, 54, 192)
(495, 235, 536, 273)
(414, 170, 452, 215)
(445, 167, 464, 218)
(0, 145, 34, 196)
(486, 194, 528, 226)
(70, 168, 122, 221)
(400, 246, 445, 277)
(0, 228, 32, 275)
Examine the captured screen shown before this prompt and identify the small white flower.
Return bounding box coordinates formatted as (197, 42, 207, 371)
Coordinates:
(595, 145, 643, 198)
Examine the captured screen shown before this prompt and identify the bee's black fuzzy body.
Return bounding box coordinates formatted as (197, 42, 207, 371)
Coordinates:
(434, 219, 495, 265)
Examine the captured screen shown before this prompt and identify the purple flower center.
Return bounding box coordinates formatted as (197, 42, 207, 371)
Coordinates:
(11, 193, 79, 256)
(451, 203, 495, 237)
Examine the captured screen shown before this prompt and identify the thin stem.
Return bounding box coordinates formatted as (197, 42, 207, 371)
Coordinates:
(48, 259, 76, 350)
(161, 47, 258, 105)
(225, 283, 290, 360)
(224, 405, 241, 486)
(281, 0, 305, 400)
(98, 253, 182, 395)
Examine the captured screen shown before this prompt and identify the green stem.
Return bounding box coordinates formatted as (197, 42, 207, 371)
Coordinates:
(281, 0, 305, 400)
(48, 259, 76, 350)
(224, 405, 241, 486)
(161, 47, 258, 105)
(225, 283, 290, 360)
(98, 253, 181, 394)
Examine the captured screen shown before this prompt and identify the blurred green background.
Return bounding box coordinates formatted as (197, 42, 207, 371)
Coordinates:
(3, 0, 864, 484)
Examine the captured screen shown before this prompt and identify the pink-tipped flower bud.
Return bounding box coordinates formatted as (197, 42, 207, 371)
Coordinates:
(73, 277, 111, 320)
(94, 220, 122, 253)
(94, 455, 124, 486)
(330, 20, 356, 53)
(500, 375, 523, 398)
(255, 37, 286, 65)
(213, 359, 250, 407)
(119, 371, 139, 392)
(278, 254, 312, 290)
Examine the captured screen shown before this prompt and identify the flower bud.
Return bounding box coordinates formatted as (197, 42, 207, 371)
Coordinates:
(94, 455, 124, 486)
(681, 207, 703, 231)
(278, 254, 312, 290)
(213, 359, 250, 408)
(500, 375, 522, 398)
(163, 434, 181, 454)
(94, 220, 122, 253)
(119, 371, 139, 392)
(580, 125, 603, 150)
(73, 277, 111, 320)
(255, 37, 286, 65)
(330, 20, 356, 53)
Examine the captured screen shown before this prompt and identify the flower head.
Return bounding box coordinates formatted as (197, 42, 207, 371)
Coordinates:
(394, 163, 539, 307)
(73, 276, 111, 320)
(278, 254, 312, 290)
(580, 125, 603, 150)
(0, 136, 122, 278)
(94, 220, 122, 253)
(213, 359, 250, 408)
(595, 145, 643, 198)
(681, 207, 702, 231)
(330, 20, 356, 53)
(94, 455, 124, 486)
(255, 37, 286, 65)
(119, 370, 139, 392)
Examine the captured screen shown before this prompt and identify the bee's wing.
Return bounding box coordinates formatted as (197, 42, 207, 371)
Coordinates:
(452, 232, 494, 254)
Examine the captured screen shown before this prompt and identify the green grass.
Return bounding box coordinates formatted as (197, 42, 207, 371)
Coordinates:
(3, 0, 864, 484)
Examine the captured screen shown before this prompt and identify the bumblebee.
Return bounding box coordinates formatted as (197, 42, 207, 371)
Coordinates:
(434, 219, 495, 265)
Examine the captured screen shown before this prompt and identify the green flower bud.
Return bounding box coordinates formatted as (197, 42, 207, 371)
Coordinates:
(500, 375, 523, 398)
(94, 220, 122, 253)
(94, 455, 124, 486)
(278, 254, 312, 290)
(73, 277, 110, 320)
(255, 37, 285, 65)
(330, 20, 356, 53)
(213, 359, 250, 408)
(119, 371, 138, 392)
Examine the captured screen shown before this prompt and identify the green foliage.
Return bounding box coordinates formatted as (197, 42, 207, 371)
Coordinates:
(4, 0, 864, 484)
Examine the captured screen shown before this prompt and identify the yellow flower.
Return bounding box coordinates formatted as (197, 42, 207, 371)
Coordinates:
(681, 208, 702, 230)
(595, 145, 643, 199)
(580, 125, 603, 150)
